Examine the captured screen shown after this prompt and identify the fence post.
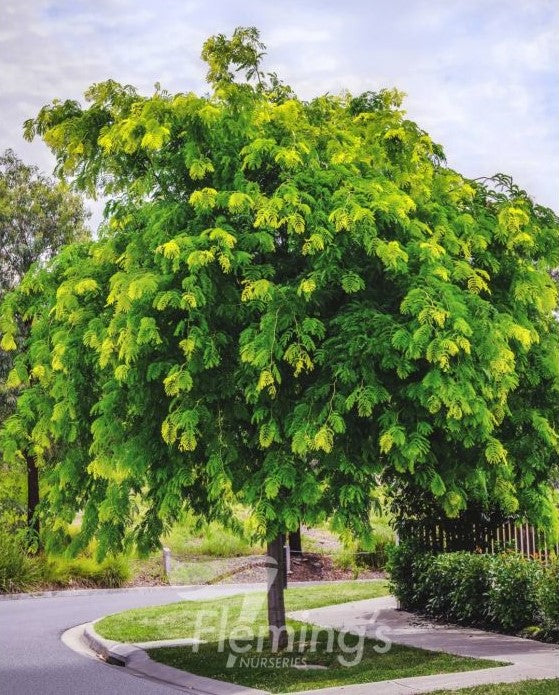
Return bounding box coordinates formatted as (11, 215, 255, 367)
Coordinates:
(285, 538, 291, 576)
(162, 546, 172, 577)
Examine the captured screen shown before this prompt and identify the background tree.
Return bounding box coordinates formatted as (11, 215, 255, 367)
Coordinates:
(0, 149, 89, 540)
(1, 27, 558, 641)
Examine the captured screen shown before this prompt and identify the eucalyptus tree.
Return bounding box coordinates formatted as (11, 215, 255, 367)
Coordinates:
(1, 27, 558, 639)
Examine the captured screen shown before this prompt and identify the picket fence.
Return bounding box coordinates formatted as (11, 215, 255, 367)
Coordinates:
(403, 519, 559, 564)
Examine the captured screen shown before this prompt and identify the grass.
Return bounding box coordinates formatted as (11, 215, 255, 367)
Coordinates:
(95, 580, 390, 642)
(0, 531, 131, 593)
(150, 634, 499, 693)
(0, 534, 44, 593)
(432, 680, 559, 695)
(96, 580, 503, 692)
(45, 555, 131, 588)
(167, 555, 262, 585)
(163, 512, 262, 558)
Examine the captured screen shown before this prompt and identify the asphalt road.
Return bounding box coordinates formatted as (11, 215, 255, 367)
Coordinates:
(0, 584, 261, 695)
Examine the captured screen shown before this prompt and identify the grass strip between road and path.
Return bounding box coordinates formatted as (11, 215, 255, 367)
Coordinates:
(95, 580, 505, 692)
(148, 634, 501, 693)
(95, 580, 390, 642)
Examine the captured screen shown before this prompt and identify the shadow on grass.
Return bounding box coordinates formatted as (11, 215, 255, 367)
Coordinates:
(148, 626, 504, 693)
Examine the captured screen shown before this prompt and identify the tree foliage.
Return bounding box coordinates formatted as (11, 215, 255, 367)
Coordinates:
(0, 150, 89, 529)
(0, 149, 89, 414)
(1, 28, 558, 559)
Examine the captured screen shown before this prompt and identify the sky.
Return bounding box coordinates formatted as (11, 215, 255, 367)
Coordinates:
(1, 0, 557, 229)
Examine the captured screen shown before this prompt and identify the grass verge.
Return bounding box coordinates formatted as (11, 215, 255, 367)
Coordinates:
(149, 634, 500, 693)
(95, 580, 390, 642)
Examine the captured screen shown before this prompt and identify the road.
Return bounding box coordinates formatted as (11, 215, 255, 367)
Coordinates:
(1, 584, 263, 695)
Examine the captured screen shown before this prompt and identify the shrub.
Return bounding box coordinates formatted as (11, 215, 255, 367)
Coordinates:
(449, 552, 493, 624)
(387, 540, 433, 610)
(0, 532, 44, 593)
(388, 544, 558, 639)
(423, 552, 460, 619)
(46, 555, 131, 588)
(539, 559, 559, 639)
(412, 551, 494, 624)
(487, 552, 544, 631)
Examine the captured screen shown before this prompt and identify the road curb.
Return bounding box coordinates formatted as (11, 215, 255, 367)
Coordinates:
(82, 622, 141, 666)
(0, 584, 180, 601)
(0, 577, 386, 601)
(0, 583, 224, 601)
(79, 621, 269, 694)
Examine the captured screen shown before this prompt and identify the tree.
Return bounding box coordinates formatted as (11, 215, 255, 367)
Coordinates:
(1, 28, 558, 643)
(386, 174, 559, 537)
(0, 150, 89, 541)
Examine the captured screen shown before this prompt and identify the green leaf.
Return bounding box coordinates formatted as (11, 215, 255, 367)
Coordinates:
(341, 272, 365, 294)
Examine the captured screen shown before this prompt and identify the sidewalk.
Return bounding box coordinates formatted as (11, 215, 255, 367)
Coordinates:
(288, 595, 559, 694)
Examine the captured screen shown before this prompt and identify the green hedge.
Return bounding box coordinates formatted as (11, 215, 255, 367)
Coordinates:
(388, 542, 559, 642)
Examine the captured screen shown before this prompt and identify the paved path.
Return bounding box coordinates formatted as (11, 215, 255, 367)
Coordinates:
(289, 595, 559, 694)
(0, 583, 264, 695)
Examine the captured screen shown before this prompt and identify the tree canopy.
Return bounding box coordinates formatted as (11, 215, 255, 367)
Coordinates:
(0, 149, 89, 416)
(1, 27, 558, 565)
(0, 150, 89, 531)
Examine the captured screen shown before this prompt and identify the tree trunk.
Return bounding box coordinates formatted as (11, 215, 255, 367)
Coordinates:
(26, 453, 40, 550)
(289, 526, 302, 555)
(266, 534, 288, 650)
(281, 533, 288, 588)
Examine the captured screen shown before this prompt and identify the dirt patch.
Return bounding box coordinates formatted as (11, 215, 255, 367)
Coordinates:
(220, 552, 385, 584)
(126, 555, 169, 587)
(291, 553, 384, 581)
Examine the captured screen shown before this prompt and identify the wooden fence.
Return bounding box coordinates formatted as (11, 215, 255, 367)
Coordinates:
(402, 519, 559, 564)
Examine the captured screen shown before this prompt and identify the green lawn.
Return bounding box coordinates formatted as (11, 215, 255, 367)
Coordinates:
(96, 580, 504, 692)
(95, 580, 390, 642)
(432, 680, 559, 695)
(149, 634, 499, 693)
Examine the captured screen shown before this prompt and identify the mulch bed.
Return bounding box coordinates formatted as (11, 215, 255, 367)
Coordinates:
(220, 552, 385, 584)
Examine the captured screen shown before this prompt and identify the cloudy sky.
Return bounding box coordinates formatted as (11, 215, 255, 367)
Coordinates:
(1, 0, 557, 228)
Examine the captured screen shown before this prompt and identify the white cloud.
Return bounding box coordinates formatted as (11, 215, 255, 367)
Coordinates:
(0, 0, 557, 230)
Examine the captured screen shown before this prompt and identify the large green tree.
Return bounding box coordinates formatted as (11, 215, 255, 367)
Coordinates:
(1, 28, 558, 639)
(0, 149, 89, 537)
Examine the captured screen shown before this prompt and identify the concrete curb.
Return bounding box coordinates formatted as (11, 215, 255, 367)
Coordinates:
(0, 584, 182, 601)
(0, 577, 385, 601)
(81, 621, 269, 694)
